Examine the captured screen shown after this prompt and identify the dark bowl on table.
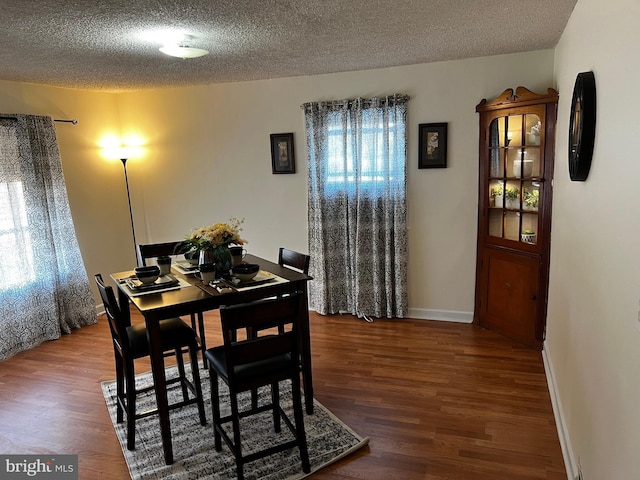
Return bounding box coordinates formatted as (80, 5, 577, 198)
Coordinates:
(135, 265, 160, 285)
(231, 263, 259, 282)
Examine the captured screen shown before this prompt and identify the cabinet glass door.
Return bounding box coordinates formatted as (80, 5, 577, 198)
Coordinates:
(487, 112, 542, 245)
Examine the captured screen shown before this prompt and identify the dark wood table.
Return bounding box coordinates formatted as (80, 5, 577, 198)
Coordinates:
(111, 254, 314, 465)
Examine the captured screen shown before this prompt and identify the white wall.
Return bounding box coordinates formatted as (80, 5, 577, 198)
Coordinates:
(116, 50, 554, 318)
(547, 0, 640, 478)
(0, 51, 554, 311)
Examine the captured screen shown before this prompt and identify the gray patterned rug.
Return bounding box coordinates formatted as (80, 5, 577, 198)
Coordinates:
(101, 366, 368, 479)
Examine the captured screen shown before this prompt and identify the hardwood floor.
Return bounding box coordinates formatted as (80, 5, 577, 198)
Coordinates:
(0, 309, 566, 479)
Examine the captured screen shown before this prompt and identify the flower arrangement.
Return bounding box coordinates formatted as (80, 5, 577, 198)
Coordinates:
(175, 217, 246, 255)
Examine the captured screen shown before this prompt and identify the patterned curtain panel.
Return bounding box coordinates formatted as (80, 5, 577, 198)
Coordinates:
(302, 95, 409, 319)
(0, 115, 96, 360)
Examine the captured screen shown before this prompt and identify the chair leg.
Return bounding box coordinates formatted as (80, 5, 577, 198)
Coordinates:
(209, 369, 222, 451)
(115, 354, 124, 423)
(124, 358, 137, 450)
(271, 382, 281, 433)
(188, 342, 207, 426)
(246, 326, 259, 410)
(251, 387, 259, 411)
(197, 312, 207, 368)
(291, 375, 310, 473)
(175, 348, 189, 401)
(229, 393, 244, 480)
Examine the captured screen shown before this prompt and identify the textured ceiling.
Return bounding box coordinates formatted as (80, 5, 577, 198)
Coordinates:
(0, 0, 577, 92)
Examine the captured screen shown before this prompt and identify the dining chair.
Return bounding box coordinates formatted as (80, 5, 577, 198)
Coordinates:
(245, 247, 311, 408)
(274, 248, 310, 336)
(136, 241, 185, 266)
(204, 293, 310, 480)
(245, 247, 310, 338)
(137, 241, 208, 365)
(278, 247, 311, 275)
(95, 274, 206, 451)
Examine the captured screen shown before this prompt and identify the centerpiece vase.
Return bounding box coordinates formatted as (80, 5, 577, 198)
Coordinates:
(199, 245, 232, 278)
(198, 249, 215, 265)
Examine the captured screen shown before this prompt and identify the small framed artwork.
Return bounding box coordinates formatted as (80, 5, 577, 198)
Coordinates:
(270, 133, 296, 174)
(418, 123, 448, 169)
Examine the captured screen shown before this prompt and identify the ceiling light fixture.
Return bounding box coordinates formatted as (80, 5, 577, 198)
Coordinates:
(159, 34, 209, 59)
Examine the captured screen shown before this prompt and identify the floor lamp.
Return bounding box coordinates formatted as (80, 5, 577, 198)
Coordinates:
(120, 156, 138, 266)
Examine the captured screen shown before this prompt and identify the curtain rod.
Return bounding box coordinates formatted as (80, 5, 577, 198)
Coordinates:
(301, 94, 410, 110)
(54, 118, 78, 125)
(0, 114, 77, 125)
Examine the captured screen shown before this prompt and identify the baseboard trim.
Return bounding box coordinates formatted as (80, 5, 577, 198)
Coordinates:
(542, 342, 577, 480)
(306, 307, 473, 323)
(407, 308, 473, 323)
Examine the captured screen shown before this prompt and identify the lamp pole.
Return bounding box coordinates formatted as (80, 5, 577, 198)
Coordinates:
(120, 157, 138, 266)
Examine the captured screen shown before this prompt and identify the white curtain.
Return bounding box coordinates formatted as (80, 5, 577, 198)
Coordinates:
(0, 115, 96, 360)
(302, 95, 409, 319)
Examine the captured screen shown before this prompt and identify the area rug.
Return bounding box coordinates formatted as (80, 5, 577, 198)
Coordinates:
(101, 366, 369, 480)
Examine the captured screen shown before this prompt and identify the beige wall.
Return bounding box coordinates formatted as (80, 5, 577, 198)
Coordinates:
(0, 51, 554, 316)
(547, 0, 640, 478)
(116, 50, 554, 319)
(0, 80, 133, 290)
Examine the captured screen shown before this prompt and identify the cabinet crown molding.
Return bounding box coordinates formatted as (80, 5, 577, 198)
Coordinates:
(476, 87, 559, 112)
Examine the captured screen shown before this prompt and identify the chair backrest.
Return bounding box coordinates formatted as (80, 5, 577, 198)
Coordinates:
(137, 241, 183, 267)
(219, 293, 302, 383)
(95, 273, 130, 354)
(278, 248, 310, 275)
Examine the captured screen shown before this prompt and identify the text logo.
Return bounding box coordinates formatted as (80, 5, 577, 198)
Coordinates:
(0, 455, 78, 479)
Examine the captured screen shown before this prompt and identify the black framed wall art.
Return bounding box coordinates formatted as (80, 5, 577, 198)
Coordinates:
(270, 133, 296, 174)
(419, 123, 448, 169)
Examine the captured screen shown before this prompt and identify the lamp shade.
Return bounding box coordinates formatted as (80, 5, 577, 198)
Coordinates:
(110, 146, 135, 160)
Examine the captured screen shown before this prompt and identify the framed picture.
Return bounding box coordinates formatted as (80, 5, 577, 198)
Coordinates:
(418, 123, 448, 169)
(270, 133, 296, 174)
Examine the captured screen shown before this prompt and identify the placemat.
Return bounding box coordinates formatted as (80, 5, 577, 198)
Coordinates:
(120, 276, 192, 297)
(195, 271, 288, 296)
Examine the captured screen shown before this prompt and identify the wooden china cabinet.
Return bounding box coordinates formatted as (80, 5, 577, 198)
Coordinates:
(474, 87, 558, 350)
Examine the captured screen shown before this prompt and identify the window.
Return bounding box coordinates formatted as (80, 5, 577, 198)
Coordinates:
(0, 181, 35, 289)
(303, 94, 409, 319)
(325, 118, 405, 190)
(0, 114, 96, 360)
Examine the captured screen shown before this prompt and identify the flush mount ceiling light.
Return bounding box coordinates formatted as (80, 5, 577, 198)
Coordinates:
(159, 34, 209, 59)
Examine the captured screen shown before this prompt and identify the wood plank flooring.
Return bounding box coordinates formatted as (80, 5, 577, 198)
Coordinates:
(0, 309, 566, 479)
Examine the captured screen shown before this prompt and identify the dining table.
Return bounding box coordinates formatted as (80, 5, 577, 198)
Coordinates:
(110, 253, 314, 465)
